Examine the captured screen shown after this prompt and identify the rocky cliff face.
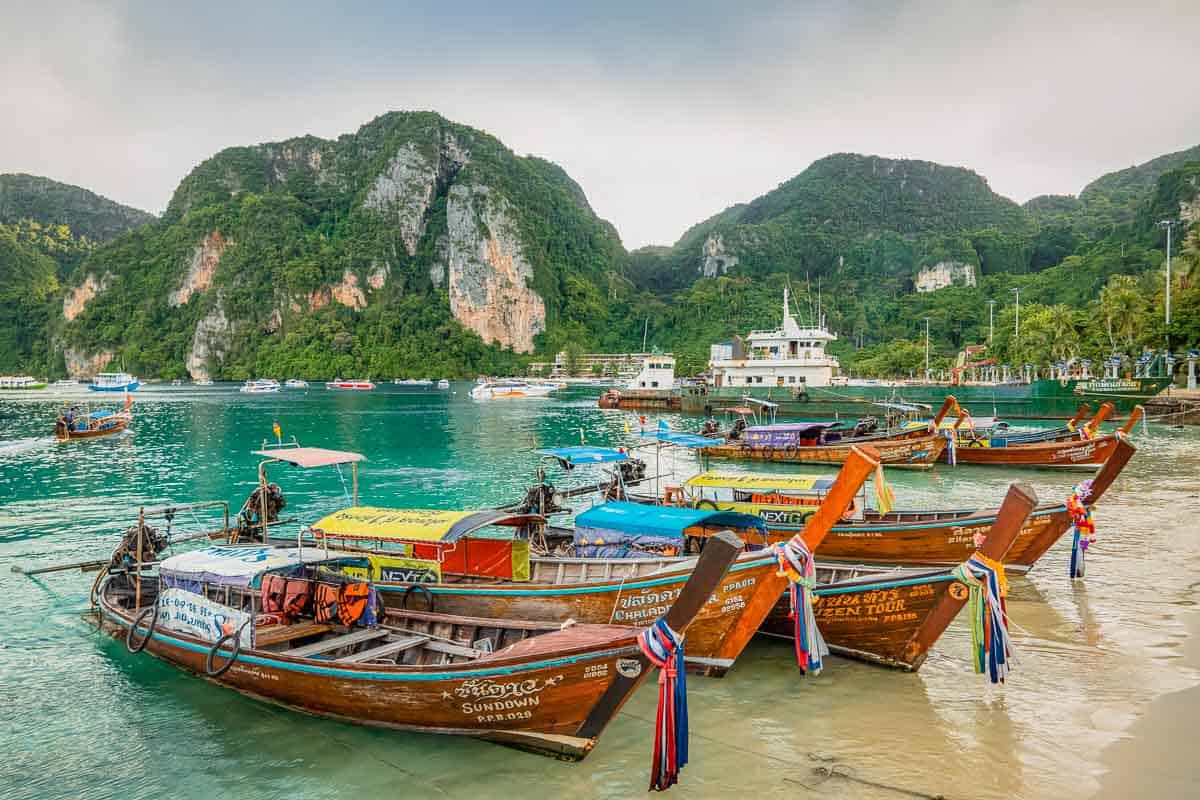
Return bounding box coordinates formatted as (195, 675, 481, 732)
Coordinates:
(442, 184, 545, 352)
(915, 260, 976, 292)
(63, 347, 114, 378)
(363, 133, 469, 256)
(186, 302, 232, 380)
(62, 272, 108, 320)
(700, 233, 739, 277)
(171, 230, 230, 307)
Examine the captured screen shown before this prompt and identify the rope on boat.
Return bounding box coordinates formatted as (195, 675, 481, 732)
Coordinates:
(1067, 480, 1096, 580)
(773, 535, 827, 675)
(951, 553, 1013, 684)
(637, 618, 687, 791)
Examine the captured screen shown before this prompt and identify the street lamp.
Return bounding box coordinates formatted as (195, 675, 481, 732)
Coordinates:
(1010, 287, 1020, 358)
(988, 299, 996, 343)
(924, 317, 931, 380)
(1158, 219, 1177, 351)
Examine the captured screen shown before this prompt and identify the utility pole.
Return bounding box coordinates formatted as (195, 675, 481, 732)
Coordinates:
(1159, 219, 1177, 354)
(1011, 287, 1020, 359)
(988, 299, 996, 343)
(924, 317, 931, 380)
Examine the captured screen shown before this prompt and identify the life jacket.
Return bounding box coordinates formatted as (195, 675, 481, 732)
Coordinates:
(338, 581, 370, 626)
(284, 579, 313, 620)
(261, 574, 286, 614)
(314, 583, 340, 624)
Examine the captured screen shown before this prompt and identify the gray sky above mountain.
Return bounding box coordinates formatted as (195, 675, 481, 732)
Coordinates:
(2, 0, 1198, 248)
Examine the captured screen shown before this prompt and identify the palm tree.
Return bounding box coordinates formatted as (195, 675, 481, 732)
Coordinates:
(1178, 227, 1200, 290)
(1046, 304, 1080, 362)
(1098, 274, 1145, 354)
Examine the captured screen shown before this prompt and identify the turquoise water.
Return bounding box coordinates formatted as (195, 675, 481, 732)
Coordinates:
(2, 385, 1198, 799)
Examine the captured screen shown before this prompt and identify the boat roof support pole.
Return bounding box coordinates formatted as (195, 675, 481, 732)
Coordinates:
(135, 506, 145, 610)
(353, 462, 359, 506)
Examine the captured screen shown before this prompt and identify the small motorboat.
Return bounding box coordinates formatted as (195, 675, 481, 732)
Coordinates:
(325, 379, 375, 391)
(52, 379, 79, 388)
(240, 379, 281, 394)
(170, 379, 183, 387)
(284, 379, 309, 389)
(89, 372, 140, 392)
(437, 379, 450, 390)
(195, 379, 215, 386)
(470, 379, 559, 400)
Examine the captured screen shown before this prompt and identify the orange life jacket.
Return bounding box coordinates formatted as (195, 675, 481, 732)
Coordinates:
(314, 583, 339, 624)
(261, 573, 286, 614)
(284, 579, 313, 620)
(338, 582, 370, 626)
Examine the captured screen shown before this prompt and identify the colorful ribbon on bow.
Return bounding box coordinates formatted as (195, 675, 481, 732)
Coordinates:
(943, 427, 958, 465)
(638, 618, 688, 792)
(952, 552, 1013, 683)
(874, 462, 896, 515)
(1067, 479, 1096, 579)
(774, 535, 829, 674)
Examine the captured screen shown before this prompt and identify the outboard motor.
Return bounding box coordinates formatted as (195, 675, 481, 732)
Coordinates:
(237, 482, 287, 541)
(617, 457, 647, 484)
(852, 416, 879, 437)
(516, 481, 564, 516)
(729, 417, 748, 440)
(701, 418, 720, 436)
(108, 522, 169, 571)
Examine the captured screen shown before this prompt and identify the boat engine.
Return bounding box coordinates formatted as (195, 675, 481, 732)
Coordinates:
(700, 418, 720, 436)
(108, 522, 169, 571)
(617, 457, 647, 484)
(729, 417, 748, 440)
(516, 481, 564, 516)
(236, 483, 286, 541)
(852, 416, 879, 437)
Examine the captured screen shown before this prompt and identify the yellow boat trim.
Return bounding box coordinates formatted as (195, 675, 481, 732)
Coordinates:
(683, 472, 829, 491)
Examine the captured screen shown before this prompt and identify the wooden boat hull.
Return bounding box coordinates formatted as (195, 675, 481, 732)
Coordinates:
(54, 416, 129, 441)
(949, 432, 1122, 467)
(701, 431, 946, 468)
(759, 564, 968, 670)
(96, 594, 651, 760)
(375, 553, 785, 677)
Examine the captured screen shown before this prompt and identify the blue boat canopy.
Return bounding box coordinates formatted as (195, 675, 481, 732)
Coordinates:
(537, 446, 629, 465)
(638, 431, 720, 448)
(573, 501, 764, 558)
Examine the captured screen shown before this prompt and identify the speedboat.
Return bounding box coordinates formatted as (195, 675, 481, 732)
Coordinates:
(195, 379, 215, 386)
(325, 379, 375, 391)
(437, 379, 450, 390)
(240, 379, 281, 394)
(89, 372, 140, 392)
(52, 379, 79, 388)
(0, 376, 48, 390)
(469, 379, 559, 400)
(284, 379, 309, 389)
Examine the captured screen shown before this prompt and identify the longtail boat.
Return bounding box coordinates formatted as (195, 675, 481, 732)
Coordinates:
(94, 527, 742, 764)
(53, 395, 132, 441)
(762, 480, 1037, 670)
(947, 416, 1138, 468)
(697, 396, 954, 468)
(299, 447, 878, 678)
(631, 436, 1134, 572)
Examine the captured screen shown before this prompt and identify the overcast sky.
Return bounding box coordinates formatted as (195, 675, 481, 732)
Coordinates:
(2, 0, 1198, 248)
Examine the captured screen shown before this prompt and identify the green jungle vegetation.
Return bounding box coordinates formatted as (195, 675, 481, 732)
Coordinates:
(0, 115, 1196, 382)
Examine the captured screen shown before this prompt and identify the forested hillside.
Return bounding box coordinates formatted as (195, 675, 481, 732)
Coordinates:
(1, 117, 1196, 382)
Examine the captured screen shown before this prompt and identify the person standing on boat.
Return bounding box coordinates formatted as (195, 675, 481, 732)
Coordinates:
(64, 407, 76, 431)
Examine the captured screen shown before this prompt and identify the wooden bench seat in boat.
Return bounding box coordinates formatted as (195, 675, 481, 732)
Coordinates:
(335, 635, 432, 663)
(254, 621, 333, 648)
(282, 628, 388, 657)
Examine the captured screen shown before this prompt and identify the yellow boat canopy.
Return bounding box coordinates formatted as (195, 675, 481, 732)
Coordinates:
(683, 472, 834, 493)
(310, 507, 544, 543)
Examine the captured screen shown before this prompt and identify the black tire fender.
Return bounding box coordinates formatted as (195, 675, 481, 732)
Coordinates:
(126, 604, 158, 653)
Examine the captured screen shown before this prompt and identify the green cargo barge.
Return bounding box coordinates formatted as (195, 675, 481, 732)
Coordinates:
(678, 377, 1170, 421)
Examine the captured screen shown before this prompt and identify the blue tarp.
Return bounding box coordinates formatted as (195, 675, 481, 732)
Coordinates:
(638, 431, 721, 448)
(537, 446, 629, 464)
(573, 501, 764, 558)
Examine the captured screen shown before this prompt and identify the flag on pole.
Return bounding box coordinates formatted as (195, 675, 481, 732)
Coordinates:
(874, 463, 895, 514)
(623, 417, 631, 434)
(272, 420, 282, 444)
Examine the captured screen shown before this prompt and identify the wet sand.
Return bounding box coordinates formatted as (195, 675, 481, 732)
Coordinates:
(1094, 607, 1200, 799)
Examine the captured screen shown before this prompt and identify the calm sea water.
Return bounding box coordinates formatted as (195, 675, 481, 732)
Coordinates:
(1, 384, 1197, 800)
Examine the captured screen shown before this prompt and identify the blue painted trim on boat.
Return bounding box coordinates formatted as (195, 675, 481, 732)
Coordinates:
(816, 573, 955, 596)
(374, 555, 778, 598)
(100, 607, 633, 681)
